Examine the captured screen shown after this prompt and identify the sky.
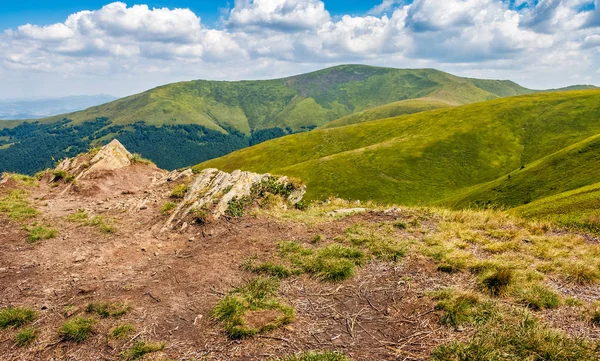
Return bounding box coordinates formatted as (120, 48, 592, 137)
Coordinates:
(0, 0, 599, 99)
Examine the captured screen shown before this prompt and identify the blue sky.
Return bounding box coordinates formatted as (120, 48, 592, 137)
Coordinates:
(0, 0, 598, 99)
(0, 1, 388, 29)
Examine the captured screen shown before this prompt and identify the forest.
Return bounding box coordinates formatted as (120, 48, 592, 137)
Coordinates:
(0, 118, 287, 174)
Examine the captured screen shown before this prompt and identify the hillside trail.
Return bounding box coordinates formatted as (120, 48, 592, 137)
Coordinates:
(0, 140, 597, 360)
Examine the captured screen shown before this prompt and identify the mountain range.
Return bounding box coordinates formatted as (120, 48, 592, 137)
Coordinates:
(0, 95, 116, 120)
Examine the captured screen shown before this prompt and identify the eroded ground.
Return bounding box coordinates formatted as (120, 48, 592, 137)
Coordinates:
(0, 164, 599, 361)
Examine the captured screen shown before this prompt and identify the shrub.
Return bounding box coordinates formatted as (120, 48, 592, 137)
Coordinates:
(0, 307, 36, 328)
(15, 327, 38, 347)
(59, 317, 96, 342)
(227, 196, 253, 217)
(120, 341, 165, 360)
(109, 323, 136, 339)
(86, 302, 130, 318)
(170, 184, 189, 199)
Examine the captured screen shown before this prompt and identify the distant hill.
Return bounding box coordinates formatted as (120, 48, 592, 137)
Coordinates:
(0, 64, 593, 174)
(195, 90, 600, 206)
(0, 95, 116, 120)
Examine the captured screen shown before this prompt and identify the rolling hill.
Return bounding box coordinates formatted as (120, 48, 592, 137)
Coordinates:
(0, 65, 542, 174)
(195, 90, 600, 206)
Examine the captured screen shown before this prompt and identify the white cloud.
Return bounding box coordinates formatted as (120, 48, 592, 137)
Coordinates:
(0, 0, 598, 99)
(227, 0, 330, 31)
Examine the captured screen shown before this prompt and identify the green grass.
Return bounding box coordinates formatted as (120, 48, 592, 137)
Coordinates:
(212, 277, 295, 339)
(446, 132, 600, 211)
(513, 181, 600, 233)
(274, 351, 351, 361)
(160, 202, 177, 215)
(59, 317, 96, 342)
(321, 97, 453, 129)
(25, 224, 57, 243)
(1, 173, 38, 186)
(515, 284, 561, 310)
(432, 289, 496, 329)
(278, 241, 365, 281)
(170, 184, 189, 198)
(120, 341, 165, 360)
(15, 327, 38, 347)
(129, 153, 153, 165)
(86, 302, 131, 318)
(109, 323, 136, 339)
(243, 258, 296, 278)
(0, 189, 38, 221)
(196, 90, 600, 205)
(0, 307, 36, 328)
(17, 65, 533, 134)
(431, 307, 598, 361)
(65, 210, 116, 233)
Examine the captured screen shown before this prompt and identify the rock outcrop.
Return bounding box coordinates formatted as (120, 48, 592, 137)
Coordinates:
(54, 139, 133, 181)
(162, 168, 306, 231)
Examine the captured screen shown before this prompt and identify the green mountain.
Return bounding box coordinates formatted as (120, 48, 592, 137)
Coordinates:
(0, 65, 540, 174)
(195, 90, 600, 206)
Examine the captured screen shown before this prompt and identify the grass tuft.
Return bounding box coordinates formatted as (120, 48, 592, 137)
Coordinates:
(0, 190, 38, 221)
(160, 202, 177, 215)
(59, 317, 96, 342)
(25, 224, 57, 243)
(274, 351, 351, 361)
(433, 289, 495, 329)
(65, 210, 116, 233)
(278, 241, 365, 281)
(516, 284, 561, 310)
(0, 307, 36, 328)
(170, 184, 189, 199)
(243, 258, 296, 278)
(15, 327, 38, 347)
(212, 277, 295, 339)
(129, 153, 153, 165)
(109, 323, 136, 339)
(120, 341, 165, 360)
(480, 268, 513, 296)
(86, 302, 131, 318)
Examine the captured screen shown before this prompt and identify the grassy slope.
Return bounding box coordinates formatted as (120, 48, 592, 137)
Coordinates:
(195, 90, 600, 204)
(320, 98, 453, 129)
(443, 133, 600, 209)
(512, 182, 600, 232)
(5, 65, 535, 135)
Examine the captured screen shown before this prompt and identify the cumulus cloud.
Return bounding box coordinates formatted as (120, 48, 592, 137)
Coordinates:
(0, 0, 598, 98)
(227, 0, 330, 31)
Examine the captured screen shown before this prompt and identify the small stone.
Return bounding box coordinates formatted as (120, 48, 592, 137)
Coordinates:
(188, 237, 195, 242)
(154, 252, 159, 256)
(73, 255, 86, 263)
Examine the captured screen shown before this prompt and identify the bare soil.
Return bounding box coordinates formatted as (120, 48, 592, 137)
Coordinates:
(0, 164, 597, 360)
